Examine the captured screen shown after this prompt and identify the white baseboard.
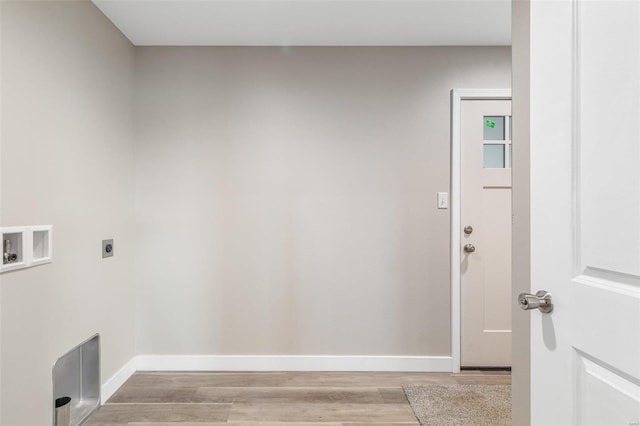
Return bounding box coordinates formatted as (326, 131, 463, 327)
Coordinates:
(101, 355, 452, 401)
(101, 356, 138, 403)
(135, 355, 453, 373)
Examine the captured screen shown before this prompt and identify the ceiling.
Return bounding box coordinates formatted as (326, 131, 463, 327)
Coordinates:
(92, 0, 511, 46)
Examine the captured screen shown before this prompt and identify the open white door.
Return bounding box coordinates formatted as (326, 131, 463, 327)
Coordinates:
(522, 0, 640, 424)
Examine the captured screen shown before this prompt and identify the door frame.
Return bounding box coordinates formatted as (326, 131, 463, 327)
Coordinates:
(450, 88, 512, 373)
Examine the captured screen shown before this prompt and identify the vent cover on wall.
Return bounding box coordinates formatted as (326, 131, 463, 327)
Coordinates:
(52, 334, 100, 426)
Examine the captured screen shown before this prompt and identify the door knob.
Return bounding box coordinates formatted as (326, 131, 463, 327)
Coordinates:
(463, 244, 475, 253)
(518, 290, 553, 313)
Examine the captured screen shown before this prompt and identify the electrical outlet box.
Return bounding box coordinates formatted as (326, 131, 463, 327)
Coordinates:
(102, 239, 114, 258)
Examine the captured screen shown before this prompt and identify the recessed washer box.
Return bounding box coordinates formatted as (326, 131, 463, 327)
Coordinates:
(1, 225, 52, 273)
(1, 227, 27, 272)
(31, 225, 53, 266)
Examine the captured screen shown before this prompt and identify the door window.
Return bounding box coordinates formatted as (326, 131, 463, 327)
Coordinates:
(483, 115, 512, 168)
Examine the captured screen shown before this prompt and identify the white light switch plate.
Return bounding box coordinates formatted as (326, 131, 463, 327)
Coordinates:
(437, 192, 449, 209)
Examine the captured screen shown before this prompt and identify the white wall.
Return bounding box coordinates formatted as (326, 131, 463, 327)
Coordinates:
(0, 2, 136, 424)
(134, 47, 511, 357)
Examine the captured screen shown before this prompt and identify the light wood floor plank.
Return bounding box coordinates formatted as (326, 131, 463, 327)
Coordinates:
(227, 402, 418, 423)
(108, 386, 208, 403)
(343, 423, 420, 426)
(84, 403, 231, 424)
(378, 387, 410, 404)
(91, 371, 510, 424)
(117, 371, 457, 390)
(196, 386, 386, 404)
(128, 423, 229, 426)
(122, 372, 286, 388)
(227, 423, 344, 426)
(128, 424, 229, 426)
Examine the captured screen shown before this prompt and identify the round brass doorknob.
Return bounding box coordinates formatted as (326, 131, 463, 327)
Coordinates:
(464, 244, 476, 253)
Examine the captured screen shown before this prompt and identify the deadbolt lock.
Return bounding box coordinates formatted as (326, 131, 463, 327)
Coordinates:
(464, 225, 473, 235)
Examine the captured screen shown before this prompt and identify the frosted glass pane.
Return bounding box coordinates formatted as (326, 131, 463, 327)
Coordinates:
(508, 144, 512, 168)
(484, 116, 505, 140)
(484, 144, 505, 168)
(509, 116, 512, 140)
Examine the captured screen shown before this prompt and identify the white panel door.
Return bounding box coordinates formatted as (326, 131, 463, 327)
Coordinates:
(461, 100, 512, 367)
(527, 0, 640, 424)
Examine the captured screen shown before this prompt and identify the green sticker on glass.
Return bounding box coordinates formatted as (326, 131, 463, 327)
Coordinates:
(486, 119, 496, 128)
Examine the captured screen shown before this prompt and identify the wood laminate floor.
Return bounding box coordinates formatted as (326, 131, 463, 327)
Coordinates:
(85, 371, 511, 425)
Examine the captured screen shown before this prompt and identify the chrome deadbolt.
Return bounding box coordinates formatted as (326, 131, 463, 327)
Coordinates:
(518, 290, 553, 313)
(464, 225, 473, 235)
(463, 244, 475, 253)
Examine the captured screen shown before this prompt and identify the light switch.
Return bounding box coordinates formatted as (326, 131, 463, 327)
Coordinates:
(437, 192, 449, 209)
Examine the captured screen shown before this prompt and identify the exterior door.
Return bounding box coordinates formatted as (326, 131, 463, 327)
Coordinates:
(461, 99, 512, 367)
(522, 0, 640, 424)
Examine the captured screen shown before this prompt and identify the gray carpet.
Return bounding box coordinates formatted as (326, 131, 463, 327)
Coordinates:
(403, 384, 511, 426)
